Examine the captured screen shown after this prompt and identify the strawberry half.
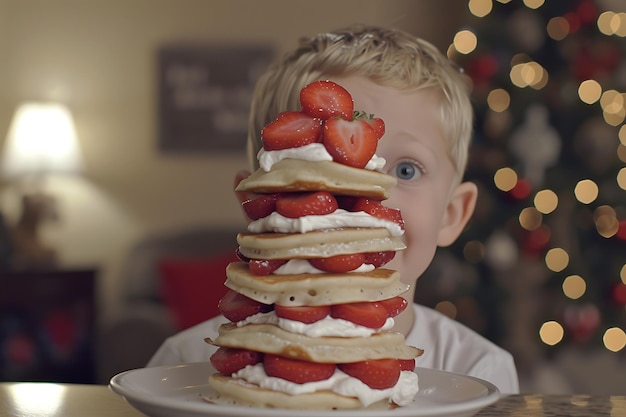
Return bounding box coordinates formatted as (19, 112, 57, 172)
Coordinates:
(249, 259, 288, 275)
(210, 347, 262, 375)
(308, 253, 366, 273)
(261, 111, 323, 151)
(352, 198, 405, 229)
(264, 354, 336, 384)
(276, 191, 338, 219)
(242, 193, 279, 220)
(322, 116, 377, 168)
(300, 80, 354, 120)
(339, 359, 402, 390)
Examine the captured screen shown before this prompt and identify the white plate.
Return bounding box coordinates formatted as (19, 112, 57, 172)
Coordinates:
(110, 362, 500, 417)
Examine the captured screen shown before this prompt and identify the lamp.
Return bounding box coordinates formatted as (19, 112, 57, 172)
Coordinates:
(2, 102, 84, 270)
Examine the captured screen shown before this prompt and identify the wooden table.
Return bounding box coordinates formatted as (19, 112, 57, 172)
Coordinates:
(1, 382, 625, 416)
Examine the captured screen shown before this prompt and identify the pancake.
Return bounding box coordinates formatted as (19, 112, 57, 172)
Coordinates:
(237, 228, 406, 259)
(206, 374, 391, 410)
(235, 159, 396, 199)
(225, 262, 409, 306)
(209, 323, 423, 363)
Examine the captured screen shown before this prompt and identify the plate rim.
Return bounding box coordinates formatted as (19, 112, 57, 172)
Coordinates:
(109, 362, 501, 417)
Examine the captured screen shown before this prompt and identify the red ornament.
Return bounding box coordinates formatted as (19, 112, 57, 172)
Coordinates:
(612, 283, 626, 305)
(521, 224, 551, 257)
(563, 304, 600, 344)
(615, 220, 626, 241)
(510, 178, 532, 200)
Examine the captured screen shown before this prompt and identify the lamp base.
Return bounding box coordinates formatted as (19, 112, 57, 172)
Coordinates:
(10, 193, 58, 270)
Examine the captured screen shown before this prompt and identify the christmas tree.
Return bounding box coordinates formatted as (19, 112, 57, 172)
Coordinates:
(415, 0, 626, 377)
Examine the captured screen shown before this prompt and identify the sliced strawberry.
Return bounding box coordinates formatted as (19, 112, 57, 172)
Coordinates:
(300, 80, 354, 121)
(399, 358, 416, 372)
(276, 191, 338, 219)
(335, 195, 359, 211)
(264, 354, 336, 383)
(249, 259, 288, 275)
(339, 359, 401, 390)
(352, 198, 405, 229)
(369, 116, 385, 140)
(218, 290, 273, 322)
(330, 301, 388, 329)
(322, 117, 377, 168)
(378, 296, 408, 318)
(274, 305, 330, 324)
(210, 347, 262, 375)
(364, 251, 396, 267)
(261, 111, 323, 151)
(242, 193, 279, 220)
(308, 253, 366, 273)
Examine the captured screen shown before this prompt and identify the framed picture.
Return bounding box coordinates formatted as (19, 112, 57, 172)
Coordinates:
(157, 44, 274, 153)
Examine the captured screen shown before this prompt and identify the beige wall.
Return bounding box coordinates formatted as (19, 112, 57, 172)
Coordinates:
(0, 0, 468, 313)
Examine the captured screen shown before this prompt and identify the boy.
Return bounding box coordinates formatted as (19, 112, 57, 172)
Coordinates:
(148, 24, 519, 394)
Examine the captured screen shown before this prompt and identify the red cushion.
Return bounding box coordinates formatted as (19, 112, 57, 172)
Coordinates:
(158, 251, 239, 330)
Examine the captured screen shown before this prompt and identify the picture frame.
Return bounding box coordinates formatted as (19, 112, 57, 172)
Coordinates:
(157, 44, 274, 153)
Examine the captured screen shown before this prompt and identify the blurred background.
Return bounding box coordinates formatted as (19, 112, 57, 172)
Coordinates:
(0, 0, 624, 394)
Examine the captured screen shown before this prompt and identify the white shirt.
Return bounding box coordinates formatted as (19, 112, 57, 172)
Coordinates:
(147, 303, 519, 394)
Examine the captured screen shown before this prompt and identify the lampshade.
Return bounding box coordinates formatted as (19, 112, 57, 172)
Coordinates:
(2, 102, 83, 178)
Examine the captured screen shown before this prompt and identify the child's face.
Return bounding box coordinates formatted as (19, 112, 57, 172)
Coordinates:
(326, 76, 476, 290)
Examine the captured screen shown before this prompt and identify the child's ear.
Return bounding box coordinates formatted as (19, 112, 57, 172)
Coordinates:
(437, 181, 478, 247)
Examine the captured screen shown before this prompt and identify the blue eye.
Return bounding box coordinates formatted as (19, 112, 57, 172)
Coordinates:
(393, 161, 422, 180)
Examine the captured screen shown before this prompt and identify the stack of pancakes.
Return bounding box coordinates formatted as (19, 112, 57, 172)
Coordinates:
(206, 133, 422, 410)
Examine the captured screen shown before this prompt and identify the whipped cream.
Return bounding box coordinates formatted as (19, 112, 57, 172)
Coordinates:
(238, 311, 394, 337)
(273, 258, 375, 275)
(233, 363, 419, 407)
(257, 143, 386, 172)
(247, 209, 404, 237)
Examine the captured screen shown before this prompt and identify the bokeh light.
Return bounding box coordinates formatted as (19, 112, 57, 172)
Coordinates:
(621, 264, 626, 284)
(578, 80, 602, 104)
(494, 167, 518, 191)
(510, 61, 548, 89)
(618, 168, 626, 190)
(487, 88, 511, 112)
(603, 327, 626, 352)
(574, 179, 599, 204)
(454, 30, 478, 54)
(523, 0, 545, 9)
(540, 321, 564, 346)
(619, 125, 626, 145)
(468, 0, 493, 17)
(545, 247, 569, 272)
(547, 16, 570, 40)
(463, 240, 485, 263)
(534, 189, 558, 214)
(519, 207, 543, 231)
(562, 275, 586, 300)
(594, 205, 619, 238)
(435, 301, 458, 319)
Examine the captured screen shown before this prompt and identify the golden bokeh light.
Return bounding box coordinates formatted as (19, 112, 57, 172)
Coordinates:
(597, 11, 626, 37)
(618, 145, 626, 163)
(539, 321, 564, 346)
(600, 89, 624, 114)
(435, 301, 458, 319)
(469, 0, 493, 17)
(619, 125, 626, 146)
(487, 88, 511, 112)
(510, 61, 548, 89)
(523, 0, 545, 9)
(618, 167, 626, 190)
(562, 275, 586, 300)
(463, 240, 485, 263)
(578, 80, 602, 104)
(621, 264, 626, 284)
(534, 189, 558, 214)
(594, 205, 619, 238)
(603, 327, 626, 352)
(519, 207, 543, 231)
(604, 108, 626, 126)
(574, 179, 599, 204)
(494, 167, 518, 191)
(454, 30, 478, 55)
(545, 247, 569, 272)
(547, 16, 569, 40)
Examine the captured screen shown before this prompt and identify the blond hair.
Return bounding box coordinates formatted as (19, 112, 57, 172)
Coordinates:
(247, 24, 473, 181)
